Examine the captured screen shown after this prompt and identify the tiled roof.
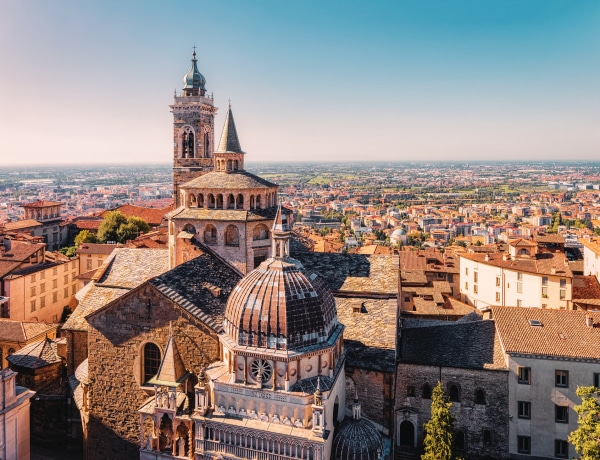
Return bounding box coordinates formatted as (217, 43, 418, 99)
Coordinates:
(3, 219, 42, 231)
(582, 238, 600, 256)
(336, 297, 396, 372)
(7, 337, 63, 369)
(0, 320, 58, 342)
(72, 220, 102, 230)
(0, 241, 45, 262)
(291, 247, 398, 297)
(63, 248, 169, 331)
(459, 252, 572, 277)
(149, 248, 242, 333)
(399, 249, 459, 274)
(181, 170, 276, 190)
(103, 204, 173, 227)
(492, 307, 600, 359)
(573, 275, 600, 302)
(22, 200, 62, 208)
(535, 234, 565, 244)
(400, 318, 507, 370)
(76, 243, 121, 255)
(171, 207, 278, 223)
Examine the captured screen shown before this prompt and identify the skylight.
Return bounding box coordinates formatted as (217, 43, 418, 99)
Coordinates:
(529, 319, 543, 327)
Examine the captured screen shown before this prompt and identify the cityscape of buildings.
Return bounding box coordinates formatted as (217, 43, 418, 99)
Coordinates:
(2, 27, 600, 460)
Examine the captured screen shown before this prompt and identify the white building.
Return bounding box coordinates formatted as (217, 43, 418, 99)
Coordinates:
(582, 238, 600, 283)
(493, 307, 600, 460)
(0, 368, 35, 460)
(459, 240, 572, 310)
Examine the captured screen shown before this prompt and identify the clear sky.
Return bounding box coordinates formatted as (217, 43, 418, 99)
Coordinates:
(1, 0, 600, 165)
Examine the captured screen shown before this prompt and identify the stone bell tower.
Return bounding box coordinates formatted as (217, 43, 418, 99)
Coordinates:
(171, 49, 218, 207)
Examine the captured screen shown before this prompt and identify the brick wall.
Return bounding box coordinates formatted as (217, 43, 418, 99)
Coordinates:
(86, 283, 220, 460)
(345, 367, 394, 434)
(65, 330, 88, 375)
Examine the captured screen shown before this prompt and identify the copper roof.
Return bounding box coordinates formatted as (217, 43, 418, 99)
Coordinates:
(492, 307, 600, 359)
(224, 258, 338, 350)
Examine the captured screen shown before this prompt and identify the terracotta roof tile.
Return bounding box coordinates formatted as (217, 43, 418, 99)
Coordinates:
(459, 252, 572, 277)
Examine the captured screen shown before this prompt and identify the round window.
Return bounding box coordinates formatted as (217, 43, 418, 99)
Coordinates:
(251, 359, 272, 382)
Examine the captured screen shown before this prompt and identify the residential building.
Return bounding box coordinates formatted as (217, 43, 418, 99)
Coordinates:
(0, 368, 35, 460)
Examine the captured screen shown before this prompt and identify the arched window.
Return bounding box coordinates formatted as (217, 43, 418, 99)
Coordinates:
(448, 383, 460, 402)
(475, 388, 486, 405)
(518, 248, 530, 256)
(183, 224, 196, 235)
(143, 343, 161, 382)
(204, 225, 217, 245)
(208, 194, 215, 208)
(225, 225, 239, 246)
(216, 194, 224, 209)
(234, 160, 239, 170)
(455, 431, 466, 450)
(198, 193, 204, 208)
(256, 195, 262, 209)
(227, 194, 235, 209)
(188, 193, 196, 207)
(204, 131, 210, 158)
(422, 383, 432, 399)
(237, 194, 244, 209)
(253, 224, 269, 240)
(181, 128, 195, 159)
(250, 195, 255, 209)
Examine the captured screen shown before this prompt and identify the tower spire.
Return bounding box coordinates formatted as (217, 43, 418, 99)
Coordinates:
(217, 104, 243, 154)
(271, 204, 291, 259)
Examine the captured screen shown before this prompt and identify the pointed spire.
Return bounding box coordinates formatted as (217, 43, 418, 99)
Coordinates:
(271, 204, 291, 259)
(148, 328, 189, 387)
(217, 104, 244, 153)
(272, 203, 290, 233)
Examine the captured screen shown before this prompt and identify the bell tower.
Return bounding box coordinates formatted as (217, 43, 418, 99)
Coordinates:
(171, 49, 218, 207)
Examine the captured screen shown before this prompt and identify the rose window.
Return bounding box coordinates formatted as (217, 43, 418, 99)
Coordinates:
(251, 359, 272, 381)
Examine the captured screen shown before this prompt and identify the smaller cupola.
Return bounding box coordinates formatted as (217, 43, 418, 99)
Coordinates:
(183, 49, 207, 96)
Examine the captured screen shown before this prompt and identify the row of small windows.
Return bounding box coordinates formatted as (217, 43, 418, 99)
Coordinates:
(407, 383, 485, 404)
(180, 129, 210, 159)
(517, 401, 569, 423)
(29, 262, 77, 282)
(182, 224, 270, 246)
(186, 192, 277, 210)
(517, 367, 598, 388)
(517, 436, 568, 457)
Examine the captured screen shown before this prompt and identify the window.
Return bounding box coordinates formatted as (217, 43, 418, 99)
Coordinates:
(560, 289, 566, 300)
(64, 287, 69, 299)
(53, 292, 58, 303)
(422, 383, 432, 399)
(64, 275, 69, 284)
(473, 271, 478, 283)
(473, 285, 478, 294)
(518, 273, 523, 281)
(447, 274, 453, 283)
(542, 276, 548, 285)
(465, 267, 469, 275)
(30, 286, 36, 297)
(30, 273, 36, 282)
(40, 271, 45, 280)
(87, 259, 92, 270)
(30, 300, 36, 312)
(517, 299, 522, 307)
(64, 264, 68, 272)
(53, 279, 57, 289)
(404, 296, 410, 302)
(40, 297, 45, 308)
(518, 367, 531, 384)
(40, 283, 45, 293)
(555, 405, 568, 423)
(517, 281, 523, 293)
(554, 440, 568, 458)
(448, 383, 460, 402)
(464, 282, 469, 291)
(72, 260, 76, 269)
(143, 343, 161, 383)
(72, 285, 76, 295)
(594, 373, 600, 388)
(495, 292, 500, 302)
(455, 431, 465, 450)
(560, 278, 566, 288)
(555, 370, 568, 388)
(542, 286, 548, 298)
(496, 276, 500, 287)
(474, 389, 485, 405)
(482, 429, 491, 444)
(407, 386, 415, 397)
(517, 436, 531, 454)
(53, 267, 57, 276)
(518, 401, 531, 419)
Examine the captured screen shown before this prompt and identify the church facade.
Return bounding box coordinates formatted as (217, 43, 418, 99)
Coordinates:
(68, 52, 387, 460)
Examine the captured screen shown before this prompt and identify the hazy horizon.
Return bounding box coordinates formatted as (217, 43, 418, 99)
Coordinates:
(2, 1, 600, 166)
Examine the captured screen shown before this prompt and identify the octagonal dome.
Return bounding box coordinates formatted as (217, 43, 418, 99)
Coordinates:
(224, 258, 337, 351)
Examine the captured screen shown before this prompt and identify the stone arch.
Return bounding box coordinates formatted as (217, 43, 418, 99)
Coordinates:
(142, 342, 161, 383)
(518, 248, 530, 256)
(250, 195, 255, 209)
(225, 225, 239, 246)
(203, 129, 211, 158)
(237, 193, 244, 209)
(188, 193, 196, 207)
(234, 160, 239, 170)
(175, 423, 189, 456)
(158, 413, 173, 452)
(204, 224, 217, 245)
(253, 224, 269, 241)
(475, 388, 486, 404)
(183, 224, 196, 235)
(333, 395, 340, 426)
(198, 193, 204, 208)
(216, 194, 224, 209)
(422, 382, 432, 399)
(256, 195, 262, 209)
(208, 193, 215, 208)
(345, 376, 356, 408)
(227, 194, 235, 209)
(227, 159, 233, 171)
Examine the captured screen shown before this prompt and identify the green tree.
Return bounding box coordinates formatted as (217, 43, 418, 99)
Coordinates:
(569, 386, 600, 459)
(97, 211, 150, 243)
(422, 382, 454, 460)
(59, 246, 77, 258)
(74, 230, 97, 246)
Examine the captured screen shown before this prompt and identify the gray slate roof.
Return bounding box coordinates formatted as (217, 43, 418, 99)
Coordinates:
(182, 170, 276, 190)
(400, 318, 507, 370)
(7, 337, 64, 369)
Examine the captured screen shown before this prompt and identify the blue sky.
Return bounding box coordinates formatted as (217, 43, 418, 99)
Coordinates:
(1, 0, 600, 164)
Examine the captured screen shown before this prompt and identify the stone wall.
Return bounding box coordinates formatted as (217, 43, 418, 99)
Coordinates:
(65, 329, 88, 375)
(86, 283, 221, 460)
(394, 363, 509, 459)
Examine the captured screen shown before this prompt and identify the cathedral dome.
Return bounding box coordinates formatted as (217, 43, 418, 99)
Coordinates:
(333, 415, 383, 460)
(183, 51, 206, 90)
(223, 257, 338, 350)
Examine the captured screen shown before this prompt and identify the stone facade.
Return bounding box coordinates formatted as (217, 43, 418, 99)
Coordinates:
(85, 283, 221, 460)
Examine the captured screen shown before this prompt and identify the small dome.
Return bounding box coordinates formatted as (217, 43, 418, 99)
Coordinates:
(333, 416, 383, 460)
(391, 228, 406, 237)
(183, 51, 206, 90)
(224, 258, 337, 350)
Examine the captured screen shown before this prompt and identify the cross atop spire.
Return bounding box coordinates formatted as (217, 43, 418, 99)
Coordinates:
(216, 104, 243, 154)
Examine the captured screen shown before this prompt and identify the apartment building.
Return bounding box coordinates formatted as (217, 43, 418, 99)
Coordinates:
(582, 237, 600, 283)
(492, 307, 600, 460)
(459, 240, 572, 310)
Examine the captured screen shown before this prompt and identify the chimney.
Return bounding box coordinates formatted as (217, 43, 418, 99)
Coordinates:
(485, 253, 490, 261)
(586, 314, 594, 328)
